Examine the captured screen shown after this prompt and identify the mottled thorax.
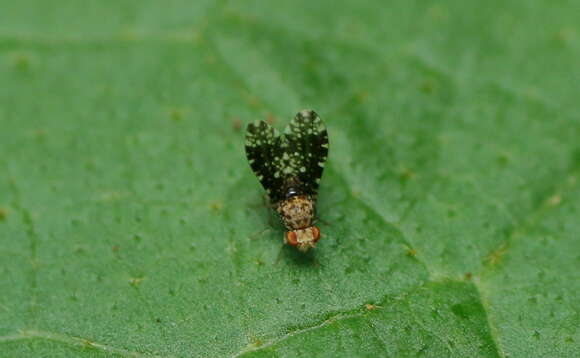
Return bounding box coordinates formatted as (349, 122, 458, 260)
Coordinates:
(276, 195, 315, 230)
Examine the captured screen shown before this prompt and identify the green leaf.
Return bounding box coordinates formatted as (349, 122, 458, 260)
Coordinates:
(1, 1, 579, 357)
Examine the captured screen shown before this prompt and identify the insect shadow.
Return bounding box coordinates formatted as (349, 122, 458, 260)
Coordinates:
(275, 241, 320, 268)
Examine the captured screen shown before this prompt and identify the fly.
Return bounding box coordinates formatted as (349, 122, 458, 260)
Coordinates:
(245, 110, 329, 251)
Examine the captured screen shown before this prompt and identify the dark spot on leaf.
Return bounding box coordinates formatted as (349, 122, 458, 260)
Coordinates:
(198, 277, 208, 285)
(133, 234, 142, 242)
(486, 244, 508, 266)
(497, 154, 509, 167)
(533, 330, 541, 340)
(169, 108, 184, 121)
(0, 208, 7, 221)
(451, 302, 474, 319)
(420, 79, 437, 94)
(129, 277, 144, 287)
(73, 246, 86, 254)
(356, 237, 368, 249)
(571, 147, 580, 169)
(447, 209, 456, 218)
(210, 201, 222, 212)
(365, 303, 380, 310)
(85, 160, 96, 172)
(399, 168, 416, 183)
(12, 54, 31, 71)
(232, 118, 242, 131)
(34, 129, 47, 142)
(406, 247, 417, 257)
(553, 28, 575, 46)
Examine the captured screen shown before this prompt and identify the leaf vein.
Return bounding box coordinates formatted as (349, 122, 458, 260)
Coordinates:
(482, 169, 579, 273)
(0, 330, 171, 358)
(230, 311, 366, 358)
(9, 180, 40, 327)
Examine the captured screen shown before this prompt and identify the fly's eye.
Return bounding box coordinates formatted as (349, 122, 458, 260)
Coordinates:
(285, 231, 298, 246)
(312, 226, 321, 242)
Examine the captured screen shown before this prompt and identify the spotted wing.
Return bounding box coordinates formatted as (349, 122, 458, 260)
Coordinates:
(282, 110, 329, 197)
(245, 120, 286, 203)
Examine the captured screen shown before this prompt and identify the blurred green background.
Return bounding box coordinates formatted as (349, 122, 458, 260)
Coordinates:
(1, 1, 579, 357)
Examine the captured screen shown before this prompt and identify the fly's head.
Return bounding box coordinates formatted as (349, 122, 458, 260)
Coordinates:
(284, 226, 320, 252)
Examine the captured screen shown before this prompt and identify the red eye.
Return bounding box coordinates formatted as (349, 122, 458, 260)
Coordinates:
(285, 231, 298, 246)
(312, 226, 321, 242)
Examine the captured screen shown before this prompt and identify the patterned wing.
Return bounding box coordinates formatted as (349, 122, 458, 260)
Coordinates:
(282, 110, 329, 197)
(245, 120, 286, 203)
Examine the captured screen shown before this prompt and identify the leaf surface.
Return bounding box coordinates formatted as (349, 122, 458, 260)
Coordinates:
(1, 1, 579, 357)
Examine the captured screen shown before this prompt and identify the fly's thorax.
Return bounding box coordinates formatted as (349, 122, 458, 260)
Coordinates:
(276, 195, 315, 230)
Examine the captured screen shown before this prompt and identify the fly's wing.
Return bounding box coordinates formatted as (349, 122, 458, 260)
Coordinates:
(245, 120, 286, 203)
(282, 110, 329, 197)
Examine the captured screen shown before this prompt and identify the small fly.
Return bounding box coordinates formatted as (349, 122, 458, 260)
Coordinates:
(245, 110, 329, 251)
